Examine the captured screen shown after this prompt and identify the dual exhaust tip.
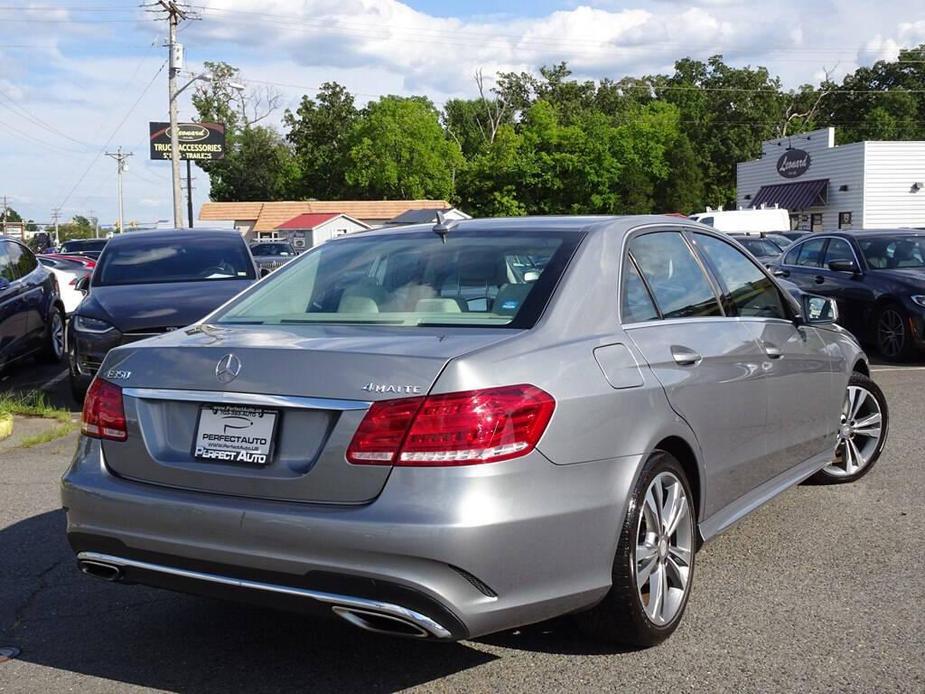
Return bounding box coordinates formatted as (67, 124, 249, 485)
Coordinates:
(77, 559, 435, 639)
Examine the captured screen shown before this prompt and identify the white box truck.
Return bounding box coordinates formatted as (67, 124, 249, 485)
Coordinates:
(688, 207, 790, 234)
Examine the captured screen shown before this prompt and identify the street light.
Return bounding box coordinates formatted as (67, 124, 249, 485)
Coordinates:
(228, 81, 246, 128)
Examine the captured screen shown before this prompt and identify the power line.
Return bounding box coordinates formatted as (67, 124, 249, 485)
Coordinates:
(56, 58, 167, 213)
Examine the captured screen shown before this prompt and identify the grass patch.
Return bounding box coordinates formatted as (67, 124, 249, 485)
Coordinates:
(0, 390, 78, 447)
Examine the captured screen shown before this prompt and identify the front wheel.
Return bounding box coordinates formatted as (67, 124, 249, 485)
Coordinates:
(37, 306, 65, 364)
(578, 451, 696, 647)
(875, 303, 914, 362)
(809, 373, 888, 484)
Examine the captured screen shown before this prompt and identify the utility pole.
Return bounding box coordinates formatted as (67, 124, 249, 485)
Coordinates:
(154, 1, 190, 228)
(1, 195, 7, 236)
(105, 147, 133, 234)
(50, 207, 61, 246)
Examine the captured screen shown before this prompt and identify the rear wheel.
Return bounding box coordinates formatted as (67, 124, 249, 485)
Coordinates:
(875, 303, 914, 362)
(38, 306, 65, 363)
(579, 451, 696, 647)
(809, 373, 888, 484)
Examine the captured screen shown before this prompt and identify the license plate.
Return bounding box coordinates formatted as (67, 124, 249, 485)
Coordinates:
(193, 405, 278, 465)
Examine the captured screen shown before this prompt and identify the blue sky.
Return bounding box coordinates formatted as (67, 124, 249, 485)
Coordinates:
(1, 1, 923, 229)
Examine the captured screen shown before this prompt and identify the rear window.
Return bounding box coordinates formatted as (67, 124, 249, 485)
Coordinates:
(216, 230, 582, 328)
(251, 243, 295, 257)
(738, 238, 780, 258)
(94, 235, 255, 286)
(61, 239, 107, 253)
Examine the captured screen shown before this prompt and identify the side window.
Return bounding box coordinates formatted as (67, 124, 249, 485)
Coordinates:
(794, 237, 825, 267)
(629, 231, 722, 319)
(17, 244, 37, 277)
(621, 256, 659, 323)
(699, 216, 714, 227)
(823, 238, 854, 266)
(0, 242, 13, 282)
(694, 234, 787, 319)
(4, 241, 26, 279)
(783, 244, 801, 265)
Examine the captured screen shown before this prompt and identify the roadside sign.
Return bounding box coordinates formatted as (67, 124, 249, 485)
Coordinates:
(149, 122, 225, 161)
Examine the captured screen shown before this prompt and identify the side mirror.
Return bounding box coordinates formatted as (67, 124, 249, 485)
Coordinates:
(75, 276, 90, 293)
(0, 277, 9, 291)
(801, 294, 838, 325)
(827, 259, 859, 274)
(260, 268, 271, 278)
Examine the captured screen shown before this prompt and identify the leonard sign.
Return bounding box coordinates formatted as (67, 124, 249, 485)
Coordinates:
(776, 148, 811, 178)
(149, 122, 225, 161)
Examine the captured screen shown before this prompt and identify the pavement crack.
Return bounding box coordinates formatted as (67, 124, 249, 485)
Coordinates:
(2, 557, 67, 638)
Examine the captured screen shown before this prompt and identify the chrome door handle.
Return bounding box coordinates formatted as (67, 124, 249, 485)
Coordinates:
(671, 345, 702, 366)
(763, 342, 783, 359)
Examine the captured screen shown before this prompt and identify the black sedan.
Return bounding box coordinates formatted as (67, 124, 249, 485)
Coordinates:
(67, 229, 256, 400)
(249, 241, 297, 276)
(0, 236, 66, 370)
(728, 235, 782, 266)
(59, 238, 108, 260)
(771, 230, 925, 360)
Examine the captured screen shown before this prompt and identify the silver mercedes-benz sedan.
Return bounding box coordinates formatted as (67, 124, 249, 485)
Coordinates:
(62, 216, 888, 646)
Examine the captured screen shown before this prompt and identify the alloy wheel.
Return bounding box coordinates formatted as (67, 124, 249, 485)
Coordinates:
(824, 385, 883, 478)
(877, 308, 906, 359)
(51, 312, 65, 359)
(634, 471, 693, 626)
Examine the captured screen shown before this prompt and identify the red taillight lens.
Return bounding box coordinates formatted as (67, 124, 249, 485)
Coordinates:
(81, 378, 127, 441)
(346, 385, 555, 467)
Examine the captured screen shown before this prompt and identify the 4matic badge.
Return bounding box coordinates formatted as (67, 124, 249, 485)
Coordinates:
(361, 382, 422, 394)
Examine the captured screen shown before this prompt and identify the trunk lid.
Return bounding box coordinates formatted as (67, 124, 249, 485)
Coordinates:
(99, 324, 518, 503)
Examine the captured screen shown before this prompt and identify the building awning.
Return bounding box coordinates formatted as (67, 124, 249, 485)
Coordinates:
(750, 178, 829, 210)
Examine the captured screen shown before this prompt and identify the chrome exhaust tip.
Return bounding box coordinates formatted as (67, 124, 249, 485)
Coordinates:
(331, 606, 430, 639)
(78, 559, 123, 582)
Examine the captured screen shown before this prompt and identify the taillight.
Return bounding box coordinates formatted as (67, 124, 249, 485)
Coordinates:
(346, 385, 555, 467)
(81, 378, 127, 441)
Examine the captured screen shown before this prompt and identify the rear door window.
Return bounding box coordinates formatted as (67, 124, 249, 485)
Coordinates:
(628, 231, 722, 319)
(4, 241, 36, 279)
(0, 242, 13, 283)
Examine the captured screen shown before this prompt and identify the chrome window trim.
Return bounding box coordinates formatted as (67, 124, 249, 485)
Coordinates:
(122, 387, 370, 411)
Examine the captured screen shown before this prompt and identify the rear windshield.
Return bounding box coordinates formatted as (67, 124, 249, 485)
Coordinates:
(738, 238, 780, 257)
(859, 235, 925, 269)
(216, 230, 582, 328)
(251, 243, 295, 257)
(94, 235, 255, 286)
(61, 239, 107, 252)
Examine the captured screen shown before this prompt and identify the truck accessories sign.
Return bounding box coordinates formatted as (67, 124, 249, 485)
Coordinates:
(776, 148, 811, 178)
(149, 122, 225, 161)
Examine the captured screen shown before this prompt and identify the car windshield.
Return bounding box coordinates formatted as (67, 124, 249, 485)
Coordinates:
(251, 243, 294, 257)
(216, 230, 581, 328)
(858, 235, 925, 269)
(61, 239, 107, 252)
(94, 235, 255, 286)
(738, 239, 780, 257)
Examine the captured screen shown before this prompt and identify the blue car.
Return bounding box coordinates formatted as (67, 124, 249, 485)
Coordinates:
(0, 236, 66, 370)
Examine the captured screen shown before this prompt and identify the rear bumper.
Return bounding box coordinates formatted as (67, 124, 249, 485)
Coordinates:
(61, 438, 640, 639)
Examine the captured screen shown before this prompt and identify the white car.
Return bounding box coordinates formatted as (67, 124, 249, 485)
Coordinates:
(37, 256, 89, 313)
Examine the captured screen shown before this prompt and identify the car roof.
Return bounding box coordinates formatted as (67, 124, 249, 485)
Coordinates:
(344, 215, 695, 238)
(814, 229, 925, 240)
(103, 228, 243, 245)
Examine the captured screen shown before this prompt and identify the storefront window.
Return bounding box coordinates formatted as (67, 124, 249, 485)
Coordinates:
(811, 213, 823, 232)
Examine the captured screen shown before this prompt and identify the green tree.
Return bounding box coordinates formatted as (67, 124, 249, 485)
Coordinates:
(192, 61, 297, 201)
(57, 215, 95, 242)
(345, 96, 463, 199)
(283, 82, 358, 199)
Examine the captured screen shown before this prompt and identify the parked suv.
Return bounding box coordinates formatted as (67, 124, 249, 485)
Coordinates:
(0, 236, 65, 370)
(64, 217, 885, 647)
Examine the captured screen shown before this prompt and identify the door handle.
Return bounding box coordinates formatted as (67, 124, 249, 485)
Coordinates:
(773, 269, 789, 278)
(813, 275, 825, 284)
(763, 342, 783, 359)
(671, 345, 702, 366)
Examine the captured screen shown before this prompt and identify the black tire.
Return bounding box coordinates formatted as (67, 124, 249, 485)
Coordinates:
(808, 373, 888, 485)
(37, 305, 65, 364)
(67, 341, 90, 404)
(875, 302, 915, 362)
(578, 451, 696, 647)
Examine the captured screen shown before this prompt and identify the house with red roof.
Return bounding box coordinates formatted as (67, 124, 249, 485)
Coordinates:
(274, 212, 371, 250)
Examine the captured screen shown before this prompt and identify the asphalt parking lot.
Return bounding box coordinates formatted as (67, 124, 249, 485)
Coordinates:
(0, 362, 923, 693)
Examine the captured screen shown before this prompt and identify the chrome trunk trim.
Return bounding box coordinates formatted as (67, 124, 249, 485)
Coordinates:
(122, 387, 371, 411)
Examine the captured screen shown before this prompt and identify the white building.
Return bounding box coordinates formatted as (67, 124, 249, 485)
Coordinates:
(275, 212, 370, 250)
(737, 127, 925, 231)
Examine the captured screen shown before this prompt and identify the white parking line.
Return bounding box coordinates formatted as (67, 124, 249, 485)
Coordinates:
(37, 369, 69, 391)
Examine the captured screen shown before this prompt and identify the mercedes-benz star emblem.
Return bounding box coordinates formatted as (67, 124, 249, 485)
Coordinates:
(215, 353, 242, 384)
